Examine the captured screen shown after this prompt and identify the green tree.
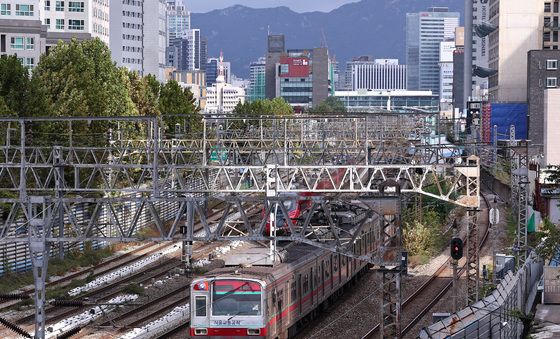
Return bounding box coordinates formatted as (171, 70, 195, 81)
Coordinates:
(0, 56, 50, 117)
(231, 98, 294, 131)
(159, 80, 201, 135)
(536, 219, 560, 261)
(311, 96, 347, 113)
(128, 71, 159, 117)
(34, 38, 136, 118)
(0, 56, 29, 115)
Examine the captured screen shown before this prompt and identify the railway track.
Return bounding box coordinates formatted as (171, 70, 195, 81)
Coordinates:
(18, 256, 184, 325)
(361, 192, 493, 338)
(14, 202, 232, 327)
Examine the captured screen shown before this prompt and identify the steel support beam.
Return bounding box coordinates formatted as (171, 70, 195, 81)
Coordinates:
(466, 208, 479, 304)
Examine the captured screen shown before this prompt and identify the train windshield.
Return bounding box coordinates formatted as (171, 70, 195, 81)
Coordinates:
(275, 200, 296, 226)
(212, 280, 262, 316)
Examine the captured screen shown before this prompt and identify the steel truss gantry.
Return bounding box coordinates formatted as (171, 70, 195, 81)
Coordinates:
(0, 116, 480, 339)
(508, 125, 529, 268)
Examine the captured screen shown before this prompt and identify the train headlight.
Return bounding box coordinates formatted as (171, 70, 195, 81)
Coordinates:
(247, 328, 261, 336)
(194, 328, 208, 335)
(194, 281, 208, 290)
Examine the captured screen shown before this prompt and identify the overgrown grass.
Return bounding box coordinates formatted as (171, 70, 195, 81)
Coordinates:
(0, 243, 115, 294)
(506, 207, 518, 244)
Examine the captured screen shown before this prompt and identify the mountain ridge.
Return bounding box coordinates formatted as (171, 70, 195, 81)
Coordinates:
(192, 0, 464, 78)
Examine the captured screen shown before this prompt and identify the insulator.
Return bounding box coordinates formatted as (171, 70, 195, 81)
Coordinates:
(56, 326, 82, 339)
(0, 293, 30, 301)
(0, 317, 32, 338)
(51, 299, 84, 307)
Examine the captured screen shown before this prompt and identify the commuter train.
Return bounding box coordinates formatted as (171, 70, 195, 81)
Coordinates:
(190, 210, 378, 338)
(263, 165, 351, 235)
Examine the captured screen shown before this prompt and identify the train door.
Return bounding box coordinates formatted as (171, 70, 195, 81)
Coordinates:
(338, 254, 342, 285)
(290, 278, 296, 324)
(320, 260, 325, 298)
(330, 255, 334, 290)
(310, 267, 314, 306)
(297, 274, 302, 316)
(277, 287, 284, 336)
(270, 289, 277, 336)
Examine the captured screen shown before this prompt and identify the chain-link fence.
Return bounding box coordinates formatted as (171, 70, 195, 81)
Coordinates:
(419, 252, 543, 338)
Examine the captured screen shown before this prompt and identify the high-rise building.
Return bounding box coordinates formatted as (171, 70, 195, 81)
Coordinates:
(311, 47, 329, 107)
(543, 0, 560, 49)
(0, 0, 46, 69)
(439, 41, 455, 111)
(110, 0, 168, 80)
(206, 57, 230, 86)
(343, 56, 373, 90)
(528, 50, 560, 149)
(39, 0, 110, 45)
(167, 37, 188, 71)
(488, 1, 543, 102)
(274, 48, 329, 109)
(184, 28, 201, 71)
(452, 27, 465, 112)
(265, 34, 285, 99)
(248, 57, 266, 102)
(406, 7, 460, 94)
(347, 59, 407, 91)
(200, 36, 207, 70)
(528, 1, 560, 152)
(472, 0, 490, 99)
(166, 0, 190, 43)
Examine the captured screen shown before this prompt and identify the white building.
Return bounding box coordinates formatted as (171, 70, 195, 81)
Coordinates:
(205, 53, 245, 114)
(39, 0, 110, 44)
(488, 0, 543, 102)
(347, 59, 407, 91)
(439, 40, 455, 111)
(335, 90, 439, 113)
(184, 28, 201, 71)
(0, 0, 46, 69)
(110, 0, 167, 80)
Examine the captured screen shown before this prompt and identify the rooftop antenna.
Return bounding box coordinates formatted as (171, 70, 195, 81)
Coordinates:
(321, 28, 328, 49)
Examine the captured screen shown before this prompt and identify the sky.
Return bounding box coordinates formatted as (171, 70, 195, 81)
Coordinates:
(185, 0, 361, 13)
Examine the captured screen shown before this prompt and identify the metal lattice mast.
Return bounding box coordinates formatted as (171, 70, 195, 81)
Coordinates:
(466, 208, 479, 304)
(463, 156, 481, 304)
(515, 144, 529, 267)
(379, 197, 401, 339)
(508, 124, 529, 267)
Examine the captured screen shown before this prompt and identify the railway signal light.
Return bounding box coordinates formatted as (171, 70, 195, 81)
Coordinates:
(450, 238, 463, 260)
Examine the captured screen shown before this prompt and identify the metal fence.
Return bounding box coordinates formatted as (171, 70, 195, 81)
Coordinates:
(419, 252, 544, 338)
(0, 176, 215, 276)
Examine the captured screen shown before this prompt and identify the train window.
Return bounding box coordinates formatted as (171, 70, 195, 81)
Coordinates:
(325, 261, 330, 278)
(334, 258, 338, 272)
(303, 274, 309, 294)
(195, 296, 207, 317)
(291, 281, 296, 301)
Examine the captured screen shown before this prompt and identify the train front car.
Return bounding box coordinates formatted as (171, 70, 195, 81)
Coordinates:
(190, 278, 267, 338)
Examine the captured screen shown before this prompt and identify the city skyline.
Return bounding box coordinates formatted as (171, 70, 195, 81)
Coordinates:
(186, 0, 360, 13)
